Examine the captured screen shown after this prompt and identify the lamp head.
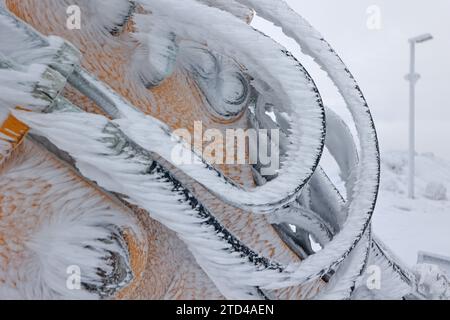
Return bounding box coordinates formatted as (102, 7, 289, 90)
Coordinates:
(409, 33, 434, 44)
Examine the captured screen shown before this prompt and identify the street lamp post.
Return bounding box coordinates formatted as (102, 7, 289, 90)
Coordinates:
(405, 33, 433, 199)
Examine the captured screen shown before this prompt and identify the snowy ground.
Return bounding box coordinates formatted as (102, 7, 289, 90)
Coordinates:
(323, 150, 450, 267)
(373, 151, 450, 267)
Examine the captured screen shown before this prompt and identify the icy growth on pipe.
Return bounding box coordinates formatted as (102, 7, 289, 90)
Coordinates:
(132, 15, 179, 88)
(233, 0, 380, 286)
(128, 0, 326, 213)
(0, 143, 138, 299)
(197, 0, 254, 23)
(178, 42, 251, 118)
(0, 64, 51, 113)
(13, 106, 357, 297)
(14, 110, 284, 299)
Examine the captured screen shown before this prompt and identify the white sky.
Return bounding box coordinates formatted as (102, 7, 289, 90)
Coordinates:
(253, 0, 450, 160)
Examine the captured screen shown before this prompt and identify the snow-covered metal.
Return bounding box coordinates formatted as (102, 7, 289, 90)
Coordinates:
(0, 0, 443, 300)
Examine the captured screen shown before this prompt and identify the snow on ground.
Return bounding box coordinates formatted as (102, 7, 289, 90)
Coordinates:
(322, 150, 450, 267)
(373, 151, 450, 266)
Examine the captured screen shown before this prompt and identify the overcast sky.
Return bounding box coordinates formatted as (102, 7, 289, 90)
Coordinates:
(253, 0, 450, 160)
